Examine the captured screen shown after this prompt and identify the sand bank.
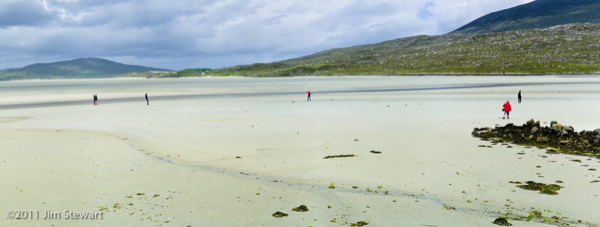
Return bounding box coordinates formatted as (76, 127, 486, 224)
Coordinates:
(1, 76, 599, 226)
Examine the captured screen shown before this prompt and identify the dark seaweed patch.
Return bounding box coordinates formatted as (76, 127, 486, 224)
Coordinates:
(517, 181, 563, 195)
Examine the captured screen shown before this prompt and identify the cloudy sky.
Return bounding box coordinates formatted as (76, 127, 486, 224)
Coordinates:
(0, 0, 533, 70)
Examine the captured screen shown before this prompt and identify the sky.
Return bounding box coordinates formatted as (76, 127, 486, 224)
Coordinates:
(0, 0, 534, 70)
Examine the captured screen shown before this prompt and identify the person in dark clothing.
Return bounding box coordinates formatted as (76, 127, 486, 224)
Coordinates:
(306, 91, 311, 101)
(518, 90, 522, 103)
(145, 93, 149, 105)
(93, 94, 98, 105)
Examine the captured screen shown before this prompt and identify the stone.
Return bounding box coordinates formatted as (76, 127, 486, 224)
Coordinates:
(531, 127, 539, 134)
(550, 121, 558, 127)
(564, 126, 574, 132)
(594, 129, 600, 135)
(533, 121, 541, 127)
(492, 217, 512, 226)
(537, 137, 548, 142)
(526, 119, 535, 125)
(593, 136, 600, 143)
(557, 130, 568, 137)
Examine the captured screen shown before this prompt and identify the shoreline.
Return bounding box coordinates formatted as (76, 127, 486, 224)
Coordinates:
(2, 72, 600, 82)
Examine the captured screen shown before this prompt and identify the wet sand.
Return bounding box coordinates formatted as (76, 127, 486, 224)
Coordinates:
(1, 76, 599, 226)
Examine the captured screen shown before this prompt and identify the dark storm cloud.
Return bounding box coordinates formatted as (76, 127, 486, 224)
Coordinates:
(0, 0, 534, 70)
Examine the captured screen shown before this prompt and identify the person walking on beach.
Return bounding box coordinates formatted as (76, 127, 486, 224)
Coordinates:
(503, 100, 511, 119)
(93, 94, 98, 105)
(145, 93, 149, 105)
(518, 90, 522, 103)
(306, 90, 311, 102)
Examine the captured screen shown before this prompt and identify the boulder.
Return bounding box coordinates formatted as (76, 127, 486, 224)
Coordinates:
(593, 136, 600, 143)
(594, 129, 600, 135)
(526, 119, 535, 125)
(564, 126, 574, 132)
(557, 130, 569, 137)
(537, 137, 548, 142)
(534, 121, 541, 127)
(551, 124, 563, 132)
(551, 121, 558, 127)
(531, 127, 539, 134)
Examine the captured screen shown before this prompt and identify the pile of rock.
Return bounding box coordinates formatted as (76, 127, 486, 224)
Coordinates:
(472, 119, 600, 158)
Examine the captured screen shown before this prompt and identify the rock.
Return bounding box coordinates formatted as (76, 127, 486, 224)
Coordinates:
(551, 121, 558, 127)
(533, 121, 541, 127)
(564, 126, 574, 132)
(531, 127, 539, 134)
(557, 130, 568, 137)
(594, 129, 600, 135)
(492, 217, 512, 226)
(551, 124, 562, 132)
(526, 119, 535, 125)
(537, 137, 548, 142)
(272, 212, 288, 218)
(292, 205, 309, 212)
(593, 136, 600, 143)
(370, 150, 382, 154)
(559, 140, 570, 145)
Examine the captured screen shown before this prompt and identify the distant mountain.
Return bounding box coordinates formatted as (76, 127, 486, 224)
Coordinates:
(0, 58, 171, 80)
(452, 0, 600, 34)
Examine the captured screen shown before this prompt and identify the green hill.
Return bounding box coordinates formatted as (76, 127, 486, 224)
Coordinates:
(189, 23, 600, 76)
(452, 0, 600, 34)
(177, 0, 600, 77)
(0, 58, 171, 80)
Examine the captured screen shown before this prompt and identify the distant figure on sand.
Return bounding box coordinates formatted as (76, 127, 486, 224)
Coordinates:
(145, 93, 149, 105)
(503, 100, 511, 119)
(93, 94, 98, 105)
(306, 91, 311, 101)
(518, 90, 522, 103)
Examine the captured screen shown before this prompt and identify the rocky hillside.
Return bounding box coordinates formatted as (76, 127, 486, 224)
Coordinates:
(200, 23, 600, 76)
(452, 0, 600, 34)
(0, 58, 170, 80)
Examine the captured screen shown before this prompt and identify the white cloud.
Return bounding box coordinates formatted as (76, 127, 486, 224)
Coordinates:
(0, 0, 533, 70)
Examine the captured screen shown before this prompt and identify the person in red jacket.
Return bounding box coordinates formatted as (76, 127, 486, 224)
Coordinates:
(503, 100, 511, 119)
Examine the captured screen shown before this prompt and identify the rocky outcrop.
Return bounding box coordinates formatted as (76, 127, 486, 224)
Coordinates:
(472, 120, 600, 158)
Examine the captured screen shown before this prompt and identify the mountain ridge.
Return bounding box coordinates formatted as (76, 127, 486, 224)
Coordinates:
(0, 57, 170, 81)
(451, 0, 600, 34)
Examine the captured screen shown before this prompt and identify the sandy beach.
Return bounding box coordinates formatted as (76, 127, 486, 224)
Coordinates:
(1, 76, 600, 226)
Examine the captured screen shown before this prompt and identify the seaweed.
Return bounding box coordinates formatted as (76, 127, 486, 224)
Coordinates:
(292, 205, 309, 212)
(350, 221, 369, 226)
(324, 154, 356, 159)
(517, 181, 563, 195)
(272, 211, 288, 218)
